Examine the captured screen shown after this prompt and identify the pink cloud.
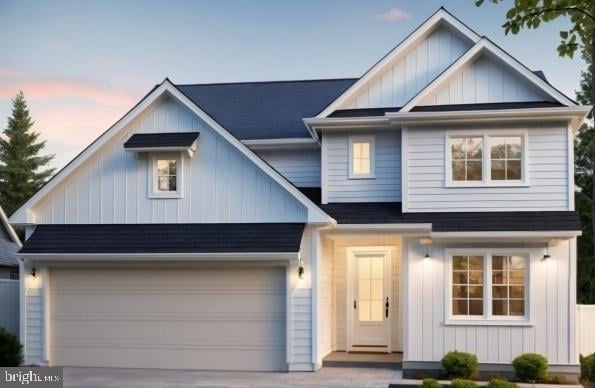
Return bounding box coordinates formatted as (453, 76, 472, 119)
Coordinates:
(0, 79, 138, 108)
(376, 8, 411, 22)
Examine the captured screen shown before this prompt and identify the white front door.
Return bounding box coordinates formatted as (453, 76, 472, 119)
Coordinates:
(349, 250, 391, 351)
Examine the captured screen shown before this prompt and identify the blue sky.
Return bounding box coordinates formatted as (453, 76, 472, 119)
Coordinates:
(0, 0, 586, 169)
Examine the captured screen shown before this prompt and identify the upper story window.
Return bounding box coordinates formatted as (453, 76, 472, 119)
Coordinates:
(451, 137, 483, 182)
(446, 131, 528, 187)
(349, 135, 375, 179)
(149, 153, 183, 198)
(447, 250, 529, 323)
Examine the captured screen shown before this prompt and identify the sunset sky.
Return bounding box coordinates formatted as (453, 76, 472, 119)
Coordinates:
(0, 0, 586, 170)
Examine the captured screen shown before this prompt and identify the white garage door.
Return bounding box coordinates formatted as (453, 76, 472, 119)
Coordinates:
(50, 266, 286, 371)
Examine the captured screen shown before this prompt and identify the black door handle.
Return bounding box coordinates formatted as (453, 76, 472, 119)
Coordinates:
(385, 297, 390, 318)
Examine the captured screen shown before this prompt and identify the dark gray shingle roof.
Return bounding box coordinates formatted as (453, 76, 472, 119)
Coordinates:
(177, 79, 357, 140)
(21, 223, 306, 254)
(124, 132, 199, 149)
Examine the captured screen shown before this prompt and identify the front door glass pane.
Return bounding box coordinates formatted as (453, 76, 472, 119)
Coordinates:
(358, 256, 384, 322)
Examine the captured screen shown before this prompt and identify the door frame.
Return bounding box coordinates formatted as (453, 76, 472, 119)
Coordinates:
(346, 246, 392, 353)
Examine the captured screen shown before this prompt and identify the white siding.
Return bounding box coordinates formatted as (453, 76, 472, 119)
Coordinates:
(421, 55, 551, 105)
(324, 131, 401, 203)
(406, 123, 570, 211)
(25, 287, 43, 365)
(404, 238, 577, 365)
(319, 236, 334, 358)
(0, 280, 19, 336)
(255, 148, 321, 188)
(331, 235, 403, 352)
(34, 96, 306, 224)
(342, 25, 472, 110)
(577, 305, 595, 356)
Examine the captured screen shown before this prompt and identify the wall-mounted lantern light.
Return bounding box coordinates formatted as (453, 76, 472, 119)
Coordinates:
(419, 238, 432, 259)
(30, 264, 36, 277)
(542, 242, 551, 260)
(297, 255, 304, 279)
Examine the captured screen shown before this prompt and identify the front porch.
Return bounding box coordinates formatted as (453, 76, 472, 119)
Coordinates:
(318, 230, 405, 366)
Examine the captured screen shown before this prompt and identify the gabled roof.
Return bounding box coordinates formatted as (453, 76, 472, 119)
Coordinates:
(10, 80, 333, 225)
(20, 223, 305, 254)
(400, 37, 577, 111)
(0, 205, 21, 267)
(316, 7, 481, 118)
(177, 79, 356, 140)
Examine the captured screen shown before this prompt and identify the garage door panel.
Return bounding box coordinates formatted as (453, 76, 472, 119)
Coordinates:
(50, 266, 286, 371)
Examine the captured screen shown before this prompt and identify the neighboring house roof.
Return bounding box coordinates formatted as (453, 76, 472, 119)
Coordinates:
(319, 202, 581, 232)
(123, 132, 199, 148)
(177, 79, 357, 140)
(20, 223, 305, 254)
(0, 206, 21, 267)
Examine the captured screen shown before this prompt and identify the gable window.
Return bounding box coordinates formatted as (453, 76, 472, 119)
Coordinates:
(451, 137, 483, 182)
(447, 250, 529, 323)
(149, 153, 183, 198)
(349, 135, 375, 179)
(446, 131, 528, 186)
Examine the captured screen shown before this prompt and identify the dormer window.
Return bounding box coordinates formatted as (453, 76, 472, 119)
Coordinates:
(349, 135, 375, 179)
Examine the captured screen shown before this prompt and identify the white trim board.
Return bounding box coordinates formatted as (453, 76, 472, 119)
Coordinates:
(316, 8, 480, 118)
(17, 252, 299, 261)
(9, 79, 333, 225)
(400, 38, 577, 112)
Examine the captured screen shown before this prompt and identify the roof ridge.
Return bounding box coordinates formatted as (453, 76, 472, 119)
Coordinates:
(175, 78, 358, 87)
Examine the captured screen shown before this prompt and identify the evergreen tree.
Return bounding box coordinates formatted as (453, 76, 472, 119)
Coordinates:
(0, 91, 54, 215)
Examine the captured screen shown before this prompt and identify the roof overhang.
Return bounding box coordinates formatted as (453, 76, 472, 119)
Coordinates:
(305, 105, 591, 133)
(242, 138, 320, 150)
(18, 252, 299, 262)
(124, 132, 199, 157)
(430, 230, 581, 243)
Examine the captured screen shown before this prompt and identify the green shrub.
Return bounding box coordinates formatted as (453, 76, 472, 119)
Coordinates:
(581, 353, 595, 382)
(486, 378, 518, 388)
(441, 351, 479, 379)
(543, 374, 574, 384)
(0, 328, 23, 366)
(419, 378, 442, 388)
(512, 353, 548, 382)
(450, 379, 478, 388)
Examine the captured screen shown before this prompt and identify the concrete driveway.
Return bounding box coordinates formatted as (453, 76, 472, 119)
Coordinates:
(64, 366, 402, 388)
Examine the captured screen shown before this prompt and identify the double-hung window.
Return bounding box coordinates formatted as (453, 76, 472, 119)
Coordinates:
(149, 153, 183, 198)
(448, 251, 528, 322)
(447, 132, 527, 186)
(349, 135, 375, 179)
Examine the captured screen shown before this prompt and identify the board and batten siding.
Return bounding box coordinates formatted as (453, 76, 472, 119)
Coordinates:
(405, 123, 570, 211)
(34, 96, 306, 224)
(255, 148, 321, 188)
(420, 55, 551, 105)
(341, 25, 472, 110)
(319, 236, 334, 358)
(324, 131, 401, 203)
(577, 305, 595, 357)
(404, 238, 577, 365)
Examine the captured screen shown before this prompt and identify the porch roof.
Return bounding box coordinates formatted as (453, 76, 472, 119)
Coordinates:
(319, 202, 581, 232)
(20, 223, 306, 254)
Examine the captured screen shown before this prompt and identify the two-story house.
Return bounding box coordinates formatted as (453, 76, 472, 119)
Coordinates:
(10, 8, 591, 378)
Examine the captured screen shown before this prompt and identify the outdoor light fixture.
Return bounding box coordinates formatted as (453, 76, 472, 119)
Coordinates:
(297, 256, 304, 279)
(542, 242, 551, 260)
(424, 245, 431, 259)
(30, 265, 36, 278)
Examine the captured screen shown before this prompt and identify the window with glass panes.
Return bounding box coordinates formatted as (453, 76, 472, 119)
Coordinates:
(157, 159, 177, 192)
(490, 137, 522, 181)
(492, 255, 526, 316)
(451, 137, 483, 181)
(452, 255, 484, 316)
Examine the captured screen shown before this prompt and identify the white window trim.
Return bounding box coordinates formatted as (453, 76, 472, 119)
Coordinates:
(444, 248, 532, 326)
(445, 129, 530, 188)
(148, 152, 184, 199)
(348, 135, 376, 179)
